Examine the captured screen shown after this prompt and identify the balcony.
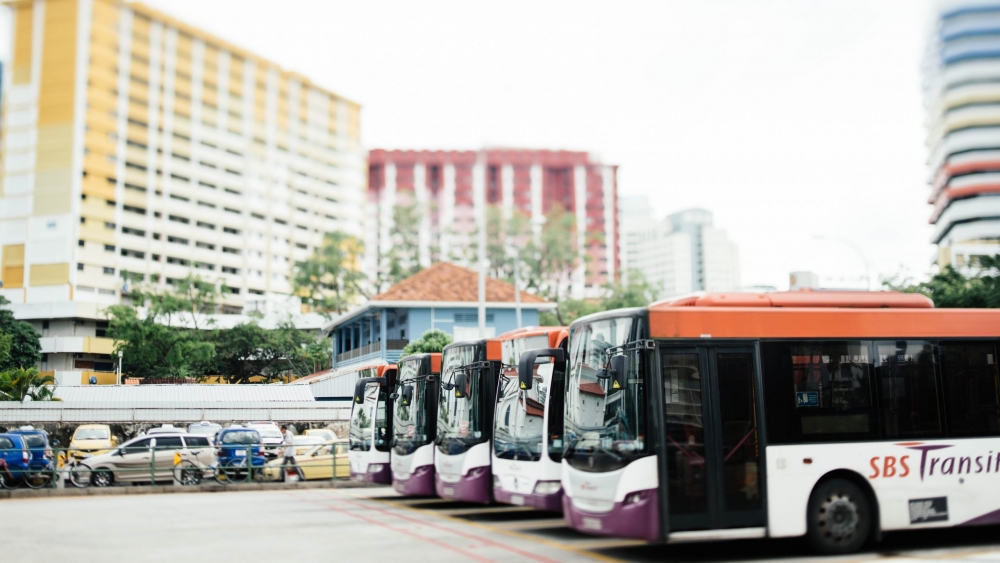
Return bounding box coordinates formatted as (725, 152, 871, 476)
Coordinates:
(335, 339, 408, 368)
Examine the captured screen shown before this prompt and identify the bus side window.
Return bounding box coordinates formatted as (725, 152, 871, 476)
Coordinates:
(940, 341, 1000, 437)
(762, 340, 878, 444)
(875, 340, 943, 439)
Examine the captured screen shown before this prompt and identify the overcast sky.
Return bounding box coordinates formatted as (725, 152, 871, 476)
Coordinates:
(1, 1, 936, 289)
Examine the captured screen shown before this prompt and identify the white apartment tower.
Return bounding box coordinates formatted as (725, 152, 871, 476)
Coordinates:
(620, 198, 740, 298)
(0, 0, 365, 380)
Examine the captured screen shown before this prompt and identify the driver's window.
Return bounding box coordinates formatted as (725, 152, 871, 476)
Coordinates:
(317, 445, 332, 456)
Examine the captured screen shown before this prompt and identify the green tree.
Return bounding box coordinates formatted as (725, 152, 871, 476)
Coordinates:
(522, 204, 579, 303)
(0, 367, 56, 401)
(382, 202, 423, 289)
(204, 323, 325, 383)
(884, 255, 1000, 308)
(0, 296, 41, 371)
(540, 271, 662, 326)
(294, 231, 368, 317)
(128, 274, 224, 329)
(401, 329, 453, 356)
(105, 305, 214, 379)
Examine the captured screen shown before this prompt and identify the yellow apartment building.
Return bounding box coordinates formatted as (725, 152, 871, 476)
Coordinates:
(0, 0, 365, 382)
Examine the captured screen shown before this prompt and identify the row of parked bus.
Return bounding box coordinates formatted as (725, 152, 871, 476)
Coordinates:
(348, 291, 1000, 554)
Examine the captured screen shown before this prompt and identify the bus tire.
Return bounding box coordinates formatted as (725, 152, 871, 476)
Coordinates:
(806, 478, 872, 555)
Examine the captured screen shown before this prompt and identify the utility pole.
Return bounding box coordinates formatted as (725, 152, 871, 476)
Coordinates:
(117, 350, 123, 385)
(475, 160, 487, 338)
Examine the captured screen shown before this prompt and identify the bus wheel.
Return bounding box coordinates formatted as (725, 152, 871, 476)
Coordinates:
(806, 478, 872, 555)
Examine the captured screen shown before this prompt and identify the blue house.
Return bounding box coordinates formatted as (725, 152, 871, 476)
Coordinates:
(325, 262, 555, 368)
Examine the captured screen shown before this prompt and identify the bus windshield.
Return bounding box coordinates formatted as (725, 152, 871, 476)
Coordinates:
(564, 315, 648, 472)
(494, 361, 553, 461)
(392, 359, 430, 456)
(350, 381, 388, 452)
(437, 344, 486, 455)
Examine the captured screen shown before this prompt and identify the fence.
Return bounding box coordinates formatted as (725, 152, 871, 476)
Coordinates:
(0, 442, 351, 491)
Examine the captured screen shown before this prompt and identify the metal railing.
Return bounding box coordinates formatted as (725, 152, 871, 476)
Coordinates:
(336, 339, 409, 363)
(0, 444, 349, 490)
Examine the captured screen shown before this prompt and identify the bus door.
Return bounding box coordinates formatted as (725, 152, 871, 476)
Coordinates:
(656, 345, 766, 534)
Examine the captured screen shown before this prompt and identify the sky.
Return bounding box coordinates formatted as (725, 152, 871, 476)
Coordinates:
(0, 0, 936, 290)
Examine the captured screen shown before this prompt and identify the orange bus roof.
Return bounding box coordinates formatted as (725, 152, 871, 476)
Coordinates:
(653, 291, 934, 309)
(648, 292, 1000, 339)
(487, 326, 569, 359)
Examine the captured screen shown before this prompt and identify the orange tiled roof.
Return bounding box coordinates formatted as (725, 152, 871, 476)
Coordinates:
(372, 262, 548, 304)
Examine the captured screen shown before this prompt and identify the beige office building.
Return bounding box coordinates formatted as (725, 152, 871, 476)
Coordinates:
(0, 0, 365, 380)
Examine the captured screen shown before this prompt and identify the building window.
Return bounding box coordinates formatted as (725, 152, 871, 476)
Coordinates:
(103, 267, 115, 275)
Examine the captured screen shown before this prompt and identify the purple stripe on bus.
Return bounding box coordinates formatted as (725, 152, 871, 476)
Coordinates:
(393, 464, 436, 497)
(435, 467, 492, 504)
(961, 507, 1000, 526)
(562, 489, 659, 542)
(493, 486, 563, 512)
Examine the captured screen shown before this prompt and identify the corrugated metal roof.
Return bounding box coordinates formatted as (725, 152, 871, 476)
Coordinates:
(53, 385, 316, 403)
(0, 401, 350, 423)
(290, 361, 386, 386)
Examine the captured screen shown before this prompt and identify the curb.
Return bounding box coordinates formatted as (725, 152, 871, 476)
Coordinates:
(0, 480, 381, 500)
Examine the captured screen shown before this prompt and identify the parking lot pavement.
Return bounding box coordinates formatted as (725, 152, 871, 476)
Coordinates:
(0, 488, 595, 563)
(4, 487, 1000, 563)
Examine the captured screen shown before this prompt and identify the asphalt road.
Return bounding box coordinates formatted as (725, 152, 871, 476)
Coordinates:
(3, 487, 1000, 563)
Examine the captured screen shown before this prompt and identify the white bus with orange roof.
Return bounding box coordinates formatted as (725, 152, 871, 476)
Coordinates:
(515, 291, 1000, 553)
(434, 326, 567, 505)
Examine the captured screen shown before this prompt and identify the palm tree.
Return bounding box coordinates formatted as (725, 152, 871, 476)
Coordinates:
(0, 367, 57, 401)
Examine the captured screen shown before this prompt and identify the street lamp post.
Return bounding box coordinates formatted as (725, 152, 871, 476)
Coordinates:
(116, 350, 123, 385)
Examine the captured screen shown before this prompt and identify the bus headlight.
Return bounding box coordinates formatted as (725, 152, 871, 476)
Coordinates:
(624, 491, 649, 505)
(533, 481, 561, 495)
(368, 464, 384, 473)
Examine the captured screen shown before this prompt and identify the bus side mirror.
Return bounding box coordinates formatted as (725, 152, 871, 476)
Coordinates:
(389, 392, 400, 400)
(401, 385, 414, 406)
(610, 355, 628, 390)
(518, 348, 566, 391)
(454, 372, 467, 399)
(353, 380, 367, 404)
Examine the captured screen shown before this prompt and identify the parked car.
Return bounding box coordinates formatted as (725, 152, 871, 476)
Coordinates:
(304, 428, 337, 442)
(147, 424, 183, 435)
(247, 422, 284, 457)
(0, 433, 31, 488)
(70, 433, 214, 487)
(215, 428, 267, 470)
(9, 426, 54, 488)
(263, 440, 349, 481)
(291, 435, 325, 456)
(68, 424, 119, 461)
(187, 421, 222, 440)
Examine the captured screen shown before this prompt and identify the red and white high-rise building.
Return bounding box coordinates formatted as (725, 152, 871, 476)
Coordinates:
(366, 149, 619, 297)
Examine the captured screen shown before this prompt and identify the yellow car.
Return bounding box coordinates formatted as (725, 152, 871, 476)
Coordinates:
(67, 424, 119, 462)
(264, 440, 349, 481)
(304, 428, 337, 442)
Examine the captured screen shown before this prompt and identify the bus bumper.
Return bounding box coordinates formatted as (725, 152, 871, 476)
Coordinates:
(435, 467, 491, 504)
(494, 486, 563, 512)
(352, 463, 391, 484)
(562, 489, 659, 542)
(393, 465, 435, 496)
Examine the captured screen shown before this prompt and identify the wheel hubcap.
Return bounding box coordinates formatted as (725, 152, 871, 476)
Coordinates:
(819, 494, 858, 540)
(94, 472, 110, 486)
